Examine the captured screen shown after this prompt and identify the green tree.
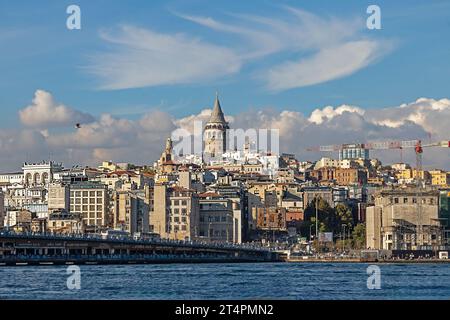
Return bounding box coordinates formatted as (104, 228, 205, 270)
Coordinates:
(351, 223, 366, 249)
(335, 203, 354, 233)
(304, 197, 335, 233)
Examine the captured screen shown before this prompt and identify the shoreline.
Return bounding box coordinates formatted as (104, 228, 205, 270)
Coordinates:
(286, 258, 450, 263)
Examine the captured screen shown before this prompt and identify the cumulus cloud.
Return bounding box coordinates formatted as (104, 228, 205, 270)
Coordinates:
(309, 104, 365, 124)
(88, 8, 393, 91)
(1, 92, 449, 172)
(19, 90, 94, 128)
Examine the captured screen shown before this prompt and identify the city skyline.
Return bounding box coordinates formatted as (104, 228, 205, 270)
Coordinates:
(1, 0, 449, 171)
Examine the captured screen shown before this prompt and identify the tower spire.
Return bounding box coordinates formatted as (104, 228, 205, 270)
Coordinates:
(209, 92, 227, 124)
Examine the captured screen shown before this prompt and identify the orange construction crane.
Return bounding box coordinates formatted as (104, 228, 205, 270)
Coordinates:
(307, 138, 450, 249)
(306, 139, 450, 179)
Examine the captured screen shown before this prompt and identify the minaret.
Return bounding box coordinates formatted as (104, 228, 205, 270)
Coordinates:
(203, 93, 229, 161)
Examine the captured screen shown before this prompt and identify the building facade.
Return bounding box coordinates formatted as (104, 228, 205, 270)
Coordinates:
(70, 182, 108, 229)
(203, 94, 229, 161)
(366, 189, 444, 250)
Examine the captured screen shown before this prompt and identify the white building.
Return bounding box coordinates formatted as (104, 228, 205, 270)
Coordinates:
(22, 161, 63, 187)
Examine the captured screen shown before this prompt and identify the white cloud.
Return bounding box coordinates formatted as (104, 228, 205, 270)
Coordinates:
(88, 25, 242, 90)
(19, 90, 94, 128)
(309, 104, 365, 124)
(88, 8, 393, 91)
(265, 40, 386, 91)
(1, 92, 449, 172)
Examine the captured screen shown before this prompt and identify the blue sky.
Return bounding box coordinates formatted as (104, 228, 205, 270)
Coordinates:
(0, 0, 449, 171)
(1, 0, 450, 123)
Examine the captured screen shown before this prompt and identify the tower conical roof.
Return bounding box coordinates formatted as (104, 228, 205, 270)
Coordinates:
(208, 93, 227, 124)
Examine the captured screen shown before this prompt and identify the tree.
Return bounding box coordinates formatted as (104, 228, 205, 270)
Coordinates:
(352, 223, 366, 249)
(335, 203, 354, 233)
(304, 197, 335, 233)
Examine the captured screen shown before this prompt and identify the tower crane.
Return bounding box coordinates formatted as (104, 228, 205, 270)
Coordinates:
(306, 139, 450, 249)
(306, 139, 450, 181)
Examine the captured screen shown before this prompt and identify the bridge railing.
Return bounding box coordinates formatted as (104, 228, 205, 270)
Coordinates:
(0, 230, 273, 253)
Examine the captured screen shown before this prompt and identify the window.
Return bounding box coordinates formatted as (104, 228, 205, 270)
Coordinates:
(181, 208, 187, 214)
(182, 200, 187, 206)
(394, 198, 399, 204)
(90, 191, 95, 197)
(97, 191, 103, 197)
(403, 198, 408, 204)
(82, 191, 88, 197)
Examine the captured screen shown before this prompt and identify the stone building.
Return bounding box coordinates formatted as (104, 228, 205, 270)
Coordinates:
(203, 93, 229, 161)
(112, 189, 149, 235)
(22, 161, 63, 187)
(150, 184, 199, 241)
(366, 188, 444, 250)
(47, 209, 85, 234)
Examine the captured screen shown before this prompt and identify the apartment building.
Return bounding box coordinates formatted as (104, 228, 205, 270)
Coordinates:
(198, 193, 235, 242)
(112, 189, 149, 234)
(150, 184, 199, 241)
(70, 182, 108, 228)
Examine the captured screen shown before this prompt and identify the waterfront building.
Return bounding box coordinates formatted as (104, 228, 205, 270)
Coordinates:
(112, 189, 150, 235)
(366, 188, 444, 250)
(150, 184, 199, 241)
(0, 191, 4, 226)
(70, 182, 108, 229)
(3, 209, 33, 231)
(47, 209, 85, 234)
(198, 192, 235, 242)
